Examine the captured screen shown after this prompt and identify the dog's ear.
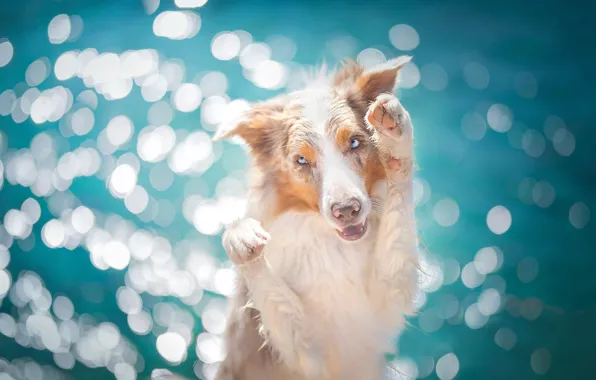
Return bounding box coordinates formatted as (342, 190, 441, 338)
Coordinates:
(335, 56, 412, 103)
(213, 101, 286, 156)
(213, 114, 258, 143)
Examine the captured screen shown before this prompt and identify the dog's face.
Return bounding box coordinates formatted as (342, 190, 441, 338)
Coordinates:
(215, 56, 411, 241)
(280, 88, 380, 241)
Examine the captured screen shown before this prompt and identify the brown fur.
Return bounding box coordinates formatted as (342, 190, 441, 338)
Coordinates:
(364, 154, 387, 194)
(273, 170, 320, 216)
(220, 58, 410, 219)
(334, 126, 353, 149)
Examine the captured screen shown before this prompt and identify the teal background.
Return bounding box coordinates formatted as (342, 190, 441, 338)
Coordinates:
(1, 0, 595, 379)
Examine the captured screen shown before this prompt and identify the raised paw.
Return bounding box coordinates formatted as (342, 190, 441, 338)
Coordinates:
(222, 218, 270, 265)
(365, 93, 411, 142)
(365, 94, 414, 179)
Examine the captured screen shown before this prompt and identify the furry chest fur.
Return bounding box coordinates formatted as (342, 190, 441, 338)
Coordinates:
(260, 212, 390, 378)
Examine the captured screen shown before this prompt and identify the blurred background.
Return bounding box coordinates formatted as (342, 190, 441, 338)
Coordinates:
(1, 0, 595, 379)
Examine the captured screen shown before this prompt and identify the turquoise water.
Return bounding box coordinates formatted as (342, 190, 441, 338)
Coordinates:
(1, 0, 595, 379)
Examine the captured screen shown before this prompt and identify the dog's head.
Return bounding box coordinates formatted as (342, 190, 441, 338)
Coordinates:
(215, 56, 411, 241)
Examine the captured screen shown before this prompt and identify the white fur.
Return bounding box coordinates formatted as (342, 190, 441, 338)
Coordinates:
(217, 92, 418, 380)
(299, 88, 332, 129)
(222, 218, 270, 265)
(320, 141, 371, 230)
(250, 211, 387, 379)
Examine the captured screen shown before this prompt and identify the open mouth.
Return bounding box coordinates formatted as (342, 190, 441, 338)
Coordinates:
(336, 220, 368, 241)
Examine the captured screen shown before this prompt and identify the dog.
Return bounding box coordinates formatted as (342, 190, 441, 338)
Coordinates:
(212, 56, 419, 380)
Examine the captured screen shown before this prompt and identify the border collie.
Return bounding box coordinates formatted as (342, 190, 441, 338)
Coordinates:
(212, 56, 419, 380)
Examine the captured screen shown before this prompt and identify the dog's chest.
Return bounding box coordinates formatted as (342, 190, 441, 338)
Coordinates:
(263, 213, 372, 294)
(263, 214, 385, 364)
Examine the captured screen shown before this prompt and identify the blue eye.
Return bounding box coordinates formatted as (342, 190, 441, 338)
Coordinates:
(350, 138, 361, 149)
(296, 156, 309, 165)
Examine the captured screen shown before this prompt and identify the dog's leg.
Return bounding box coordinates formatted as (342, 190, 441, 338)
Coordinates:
(221, 218, 326, 378)
(365, 94, 419, 328)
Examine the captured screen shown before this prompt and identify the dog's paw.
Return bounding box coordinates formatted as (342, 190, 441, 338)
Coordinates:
(365, 94, 414, 179)
(366, 93, 411, 140)
(222, 218, 270, 265)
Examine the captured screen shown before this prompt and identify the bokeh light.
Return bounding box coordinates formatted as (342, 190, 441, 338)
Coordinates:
(0, 1, 593, 379)
(389, 24, 420, 51)
(0, 38, 14, 67)
(153, 11, 201, 40)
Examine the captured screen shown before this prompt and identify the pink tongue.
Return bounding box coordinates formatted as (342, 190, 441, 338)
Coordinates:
(341, 224, 362, 237)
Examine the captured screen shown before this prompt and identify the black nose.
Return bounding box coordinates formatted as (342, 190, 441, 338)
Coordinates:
(331, 199, 361, 223)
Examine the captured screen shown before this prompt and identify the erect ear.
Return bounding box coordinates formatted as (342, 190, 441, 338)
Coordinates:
(212, 113, 257, 142)
(213, 101, 286, 156)
(336, 56, 412, 103)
